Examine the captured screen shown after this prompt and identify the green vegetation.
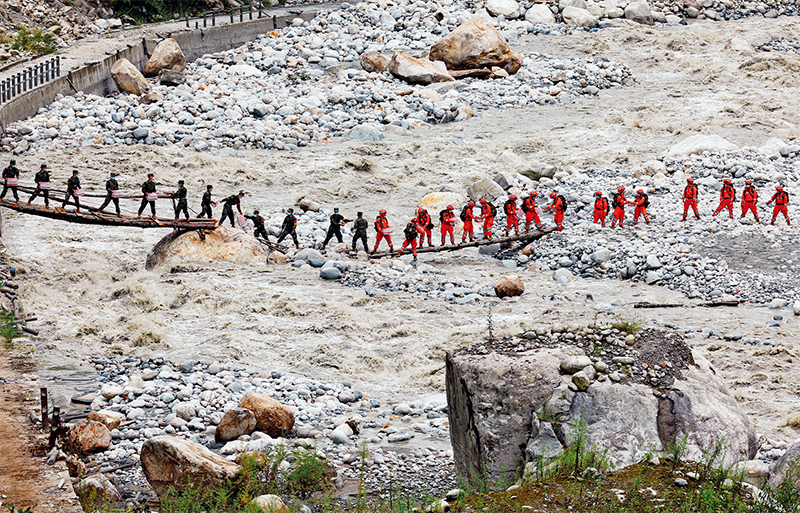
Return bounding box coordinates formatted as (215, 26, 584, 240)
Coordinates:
(105, 0, 207, 24)
(609, 315, 645, 336)
(0, 310, 22, 348)
(7, 26, 56, 55)
(4, 505, 36, 513)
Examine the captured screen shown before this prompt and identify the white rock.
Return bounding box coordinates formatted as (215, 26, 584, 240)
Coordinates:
(526, 4, 556, 23)
(486, 0, 520, 17)
(561, 6, 598, 26)
(665, 134, 739, 157)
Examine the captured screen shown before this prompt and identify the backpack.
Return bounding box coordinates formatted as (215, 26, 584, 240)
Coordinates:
(643, 194, 650, 208)
(558, 195, 568, 213)
(489, 203, 497, 217)
(460, 206, 468, 222)
(612, 193, 622, 208)
(439, 210, 446, 223)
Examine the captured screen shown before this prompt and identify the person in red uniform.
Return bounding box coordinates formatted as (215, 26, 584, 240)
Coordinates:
(610, 187, 630, 229)
(544, 192, 566, 231)
(741, 180, 759, 222)
(398, 217, 419, 260)
(633, 189, 650, 225)
(461, 201, 476, 242)
(713, 179, 736, 219)
(416, 207, 433, 247)
(440, 204, 456, 246)
(682, 178, 700, 221)
(593, 191, 609, 228)
(521, 191, 542, 232)
(371, 209, 394, 254)
(503, 195, 520, 236)
(477, 198, 496, 240)
(767, 186, 790, 225)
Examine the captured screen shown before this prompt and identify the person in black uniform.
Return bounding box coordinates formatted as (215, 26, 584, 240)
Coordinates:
(276, 208, 300, 249)
(352, 211, 368, 253)
(27, 164, 51, 207)
(62, 169, 82, 213)
(98, 172, 121, 215)
(246, 210, 269, 241)
(1, 159, 20, 201)
(320, 207, 351, 250)
(219, 191, 244, 227)
(199, 185, 214, 219)
(173, 180, 189, 221)
(138, 173, 157, 217)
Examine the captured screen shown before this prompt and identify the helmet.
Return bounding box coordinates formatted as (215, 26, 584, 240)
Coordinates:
(777, 186, 784, 191)
(411, 217, 417, 223)
(447, 204, 454, 210)
(479, 198, 486, 204)
(73, 169, 79, 174)
(334, 207, 339, 213)
(178, 179, 184, 184)
(549, 192, 557, 198)
(618, 186, 625, 192)
(509, 195, 517, 201)
(529, 191, 537, 197)
(148, 173, 154, 178)
(637, 189, 644, 194)
(417, 207, 424, 214)
(379, 209, 387, 215)
(724, 179, 731, 184)
(254, 210, 259, 215)
(595, 191, 602, 197)
(745, 180, 752, 185)
(288, 208, 294, 213)
(687, 178, 694, 183)
(207, 185, 213, 189)
(468, 201, 475, 207)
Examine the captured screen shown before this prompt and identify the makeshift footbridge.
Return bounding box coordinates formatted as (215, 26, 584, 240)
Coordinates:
(369, 229, 554, 258)
(0, 183, 218, 230)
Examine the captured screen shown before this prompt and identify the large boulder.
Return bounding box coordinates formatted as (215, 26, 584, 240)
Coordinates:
(388, 52, 454, 85)
(417, 191, 465, 218)
(494, 275, 524, 298)
(74, 474, 122, 509)
(145, 226, 270, 270)
(144, 38, 186, 76)
(87, 411, 122, 431)
(215, 408, 258, 443)
(768, 439, 800, 489)
(561, 6, 599, 26)
(624, 1, 654, 24)
(66, 419, 111, 454)
(111, 58, 150, 96)
(360, 51, 389, 73)
(252, 494, 291, 513)
(429, 17, 523, 75)
(238, 392, 295, 438)
(446, 330, 757, 486)
(141, 436, 241, 498)
(466, 178, 504, 202)
(665, 134, 739, 157)
(525, 4, 556, 24)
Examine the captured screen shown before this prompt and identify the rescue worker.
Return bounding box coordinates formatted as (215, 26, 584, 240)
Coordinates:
(321, 208, 351, 250)
(138, 173, 157, 217)
(416, 207, 434, 247)
(741, 180, 759, 222)
(199, 185, 214, 219)
(544, 192, 567, 231)
(173, 180, 189, 221)
(277, 208, 300, 249)
(352, 211, 369, 253)
(504, 194, 520, 236)
(521, 191, 542, 232)
(27, 164, 51, 207)
(461, 200, 476, 242)
(633, 189, 650, 226)
(372, 209, 394, 254)
(246, 210, 269, 241)
(62, 169, 82, 213)
(219, 191, 244, 227)
(397, 217, 419, 260)
(593, 191, 609, 228)
(1, 159, 20, 202)
(713, 179, 736, 219)
(610, 186, 630, 229)
(98, 172, 122, 216)
(440, 204, 456, 246)
(767, 186, 790, 226)
(477, 198, 496, 240)
(682, 178, 700, 221)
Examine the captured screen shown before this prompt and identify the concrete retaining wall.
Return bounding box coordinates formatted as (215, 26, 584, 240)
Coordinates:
(0, 8, 323, 132)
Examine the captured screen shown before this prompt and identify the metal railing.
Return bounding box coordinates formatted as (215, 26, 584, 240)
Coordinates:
(0, 56, 61, 104)
(185, 3, 285, 29)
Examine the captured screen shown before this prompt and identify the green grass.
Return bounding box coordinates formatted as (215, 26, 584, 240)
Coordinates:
(0, 310, 22, 348)
(609, 315, 645, 336)
(7, 26, 56, 55)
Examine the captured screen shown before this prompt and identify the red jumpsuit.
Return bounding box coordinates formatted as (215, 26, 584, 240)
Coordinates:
(683, 184, 699, 220)
(768, 191, 790, 225)
(441, 210, 455, 245)
(633, 194, 650, 225)
(611, 193, 629, 228)
(713, 184, 735, 219)
(461, 206, 475, 242)
(593, 197, 609, 227)
(545, 196, 566, 230)
(504, 199, 519, 236)
(417, 209, 433, 246)
(522, 196, 541, 231)
(373, 214, 394, 252)
(479, 203, 495, 239)
(741, 186, 759, 221)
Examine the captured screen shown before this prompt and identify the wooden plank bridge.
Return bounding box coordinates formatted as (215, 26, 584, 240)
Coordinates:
(369, 229, 553, 258)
